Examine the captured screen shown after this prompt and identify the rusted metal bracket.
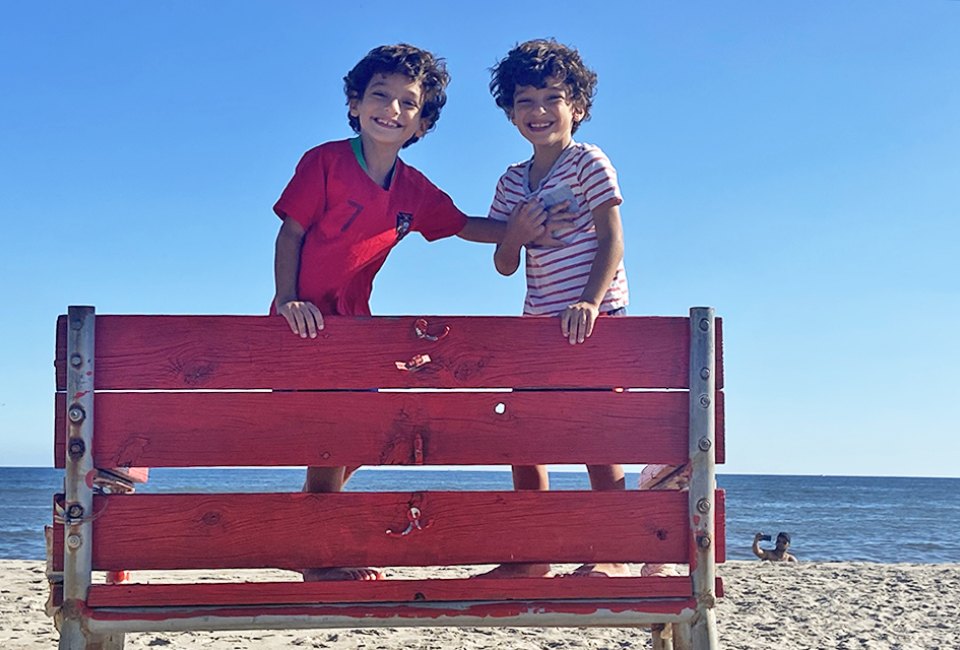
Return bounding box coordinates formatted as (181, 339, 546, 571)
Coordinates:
(414, 318, 449, 342)
(386, 505, 432, 537)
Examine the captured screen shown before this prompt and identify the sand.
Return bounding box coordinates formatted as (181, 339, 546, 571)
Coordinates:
(2, 560, 958, 649)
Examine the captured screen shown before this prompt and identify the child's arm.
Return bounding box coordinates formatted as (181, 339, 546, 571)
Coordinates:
(493, 200, 551, 276)
(457, 208, 576, 246)
(457, 217, 505, 243)
(560, 198, 624, 344)
(274, 218, 324, 338)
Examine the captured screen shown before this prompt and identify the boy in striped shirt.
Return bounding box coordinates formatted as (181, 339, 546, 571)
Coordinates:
(482, 39, 629, 578)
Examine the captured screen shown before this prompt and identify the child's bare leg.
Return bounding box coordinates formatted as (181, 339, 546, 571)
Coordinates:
(637, 464, 689, 577)
(570, 464, 630, 577)
(301, 466, 381, 581)
(512, 464, 549, 490)
(473, 465, 551, 578)
(586, 463, 625, 491)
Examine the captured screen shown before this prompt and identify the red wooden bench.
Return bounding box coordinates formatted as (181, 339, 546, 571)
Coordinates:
(48, 306, 725, 650)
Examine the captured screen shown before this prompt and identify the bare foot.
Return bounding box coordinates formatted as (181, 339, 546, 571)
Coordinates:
(472, 563, 552, 578)
(302, 567, 383, 581)
(564, 563, 631, 577)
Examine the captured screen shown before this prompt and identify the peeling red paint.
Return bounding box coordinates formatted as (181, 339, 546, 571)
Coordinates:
(86, 598, 697, 623)
(73, 391, 91, 400)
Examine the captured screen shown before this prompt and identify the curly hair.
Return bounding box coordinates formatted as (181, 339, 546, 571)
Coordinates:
(343, 44, 449, 148)
(489, 39, 597, 134)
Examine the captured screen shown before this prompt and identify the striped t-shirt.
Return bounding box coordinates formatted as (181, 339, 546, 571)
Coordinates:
(488, 142, 629, 316)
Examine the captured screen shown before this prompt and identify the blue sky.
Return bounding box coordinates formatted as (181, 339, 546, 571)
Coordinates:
(1, 2, 957, 476)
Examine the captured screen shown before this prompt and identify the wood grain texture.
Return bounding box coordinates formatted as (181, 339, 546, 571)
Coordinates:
(80, 491, 731, 571)
(53, 490, 726, 571)
(86, 576, 724, 607)
(715, 490, 727, 564)
(82, 598, 700, 629)
(53, 390, 725, 468)
(55, 315, 724, 391)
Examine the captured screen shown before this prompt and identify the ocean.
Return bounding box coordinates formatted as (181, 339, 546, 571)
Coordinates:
(2, 467, 957, 563)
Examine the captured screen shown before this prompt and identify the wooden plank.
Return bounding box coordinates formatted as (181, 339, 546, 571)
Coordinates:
(52, 494, 64, 572)
(53, 390, 725, 469)
(87, 576, 717, 608)
(715, 318, 724, 392)
(83, 598, 700, 631)
(55, 315, 724, 391)
(715, 490, 726, 564)
(716, 389, 726, 464)
(53, 491, 726, 572)
(89, 491, 695, 571)
(54, 394, 64, 468)
(53, 391, 724, 468)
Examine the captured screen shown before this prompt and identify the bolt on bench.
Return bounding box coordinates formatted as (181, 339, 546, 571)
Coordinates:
(48, 306, 725, 650)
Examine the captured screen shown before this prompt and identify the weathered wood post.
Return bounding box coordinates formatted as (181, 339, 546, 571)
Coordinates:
(60, 306, 124, 650)
(687, 307, 719, 649)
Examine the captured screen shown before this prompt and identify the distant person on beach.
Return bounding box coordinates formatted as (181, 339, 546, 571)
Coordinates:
(478, 39, 629, 579)
(753, 532, 798, 562)
(271, 44, 569, 581)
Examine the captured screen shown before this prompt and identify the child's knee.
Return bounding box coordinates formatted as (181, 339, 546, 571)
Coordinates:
(586, 464, 625, 490)
(512, 465, 549, 490)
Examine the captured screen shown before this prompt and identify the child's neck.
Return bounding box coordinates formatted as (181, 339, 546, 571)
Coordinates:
(358, 133, 403, 189)
(528, 138, 573, 190)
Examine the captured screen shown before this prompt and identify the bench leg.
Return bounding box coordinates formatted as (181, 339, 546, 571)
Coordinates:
(673, 622, 693, 650)
(690, 608, 719, 650)
(59, 620, 125, 650)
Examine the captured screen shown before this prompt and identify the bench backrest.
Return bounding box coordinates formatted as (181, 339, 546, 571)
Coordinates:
(53, 307, 724, 629)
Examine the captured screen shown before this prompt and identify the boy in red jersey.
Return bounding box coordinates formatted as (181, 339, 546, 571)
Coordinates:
(272, 44, 567, 581)
(275, 44, 499, 332)
(479, 39, 629, 578)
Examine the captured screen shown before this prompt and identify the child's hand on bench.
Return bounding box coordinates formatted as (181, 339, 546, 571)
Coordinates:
(276, 300, 324, 339)
(561, 301, 601, 345)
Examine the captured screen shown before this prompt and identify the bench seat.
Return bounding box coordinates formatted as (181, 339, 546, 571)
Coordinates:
(50, 308, 725, 649)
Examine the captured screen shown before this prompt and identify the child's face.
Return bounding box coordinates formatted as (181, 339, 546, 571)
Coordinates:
(350, 73, 428, 149)
(510, 77, 584, 149)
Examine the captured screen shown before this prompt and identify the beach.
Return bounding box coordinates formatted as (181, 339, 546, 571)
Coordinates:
(3, 560, 958, 649)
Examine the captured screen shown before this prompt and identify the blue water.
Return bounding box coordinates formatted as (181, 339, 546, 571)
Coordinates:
(2, 468, 957, 563)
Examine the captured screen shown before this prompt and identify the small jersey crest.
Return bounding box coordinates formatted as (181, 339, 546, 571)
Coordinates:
(395, 212, 413, 241)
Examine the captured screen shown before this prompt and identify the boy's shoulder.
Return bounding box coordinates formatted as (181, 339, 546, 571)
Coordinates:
(393, 155, 449, 193)
(567, 141, 614, 165)
(499, 158, 530, 176)
(286, 140, 354, 176)
(564, 143, 619, 184)
(298, 139, 353, 162)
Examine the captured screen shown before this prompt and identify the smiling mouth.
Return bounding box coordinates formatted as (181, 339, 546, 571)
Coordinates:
(528, 121, 553, 129)
(373, 117, 402, 129)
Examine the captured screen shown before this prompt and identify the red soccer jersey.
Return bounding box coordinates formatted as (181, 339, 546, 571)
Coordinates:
(273, 140, 468, 316)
